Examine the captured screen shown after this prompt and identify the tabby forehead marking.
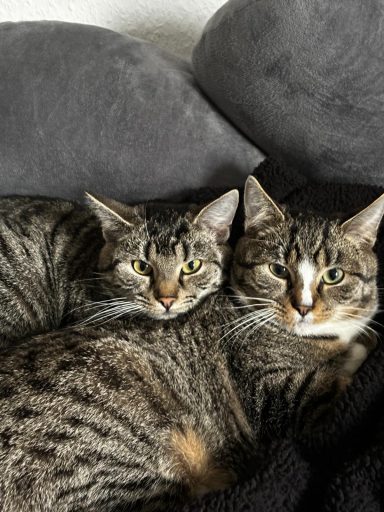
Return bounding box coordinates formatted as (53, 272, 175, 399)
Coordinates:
(298, 260, 316, 306)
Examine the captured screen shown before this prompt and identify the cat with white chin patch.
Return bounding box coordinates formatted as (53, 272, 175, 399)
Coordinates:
(230, 176, 384, 421)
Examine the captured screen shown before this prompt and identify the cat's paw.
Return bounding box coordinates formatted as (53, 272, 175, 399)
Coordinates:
(343, 342, 368, 376)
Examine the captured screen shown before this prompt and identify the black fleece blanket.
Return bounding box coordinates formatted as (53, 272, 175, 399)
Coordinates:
(182, 158, 384, 512)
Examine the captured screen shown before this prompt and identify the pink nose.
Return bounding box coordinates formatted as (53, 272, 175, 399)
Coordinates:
(159, 297, 176, 311)
(294, 305, 312, 317)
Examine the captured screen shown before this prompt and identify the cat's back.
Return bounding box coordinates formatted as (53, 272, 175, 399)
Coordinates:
(0, 196, 73, 219)
(0, 196, 102, 345)
(0, 196, 92, 235)
(0, 297, 252, 510)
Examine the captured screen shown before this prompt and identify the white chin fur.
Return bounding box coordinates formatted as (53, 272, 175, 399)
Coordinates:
(292, 315, 374, 344)
(150, 310, 180, 320)
(232, 288, 376, 345)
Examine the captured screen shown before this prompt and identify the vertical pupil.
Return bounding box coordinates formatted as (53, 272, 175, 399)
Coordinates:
(330, 269, 337, 280)
(189, 261, 194, 270)
(140, 261, 146, 271)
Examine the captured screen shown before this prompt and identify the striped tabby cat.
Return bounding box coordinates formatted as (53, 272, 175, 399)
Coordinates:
(0, 179, 383, 511)
(228, 176, 384, 431)
(0, 190, 238, 346)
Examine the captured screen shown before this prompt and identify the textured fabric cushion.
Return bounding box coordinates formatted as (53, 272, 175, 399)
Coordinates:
(192, 0, 384, 185)
(0, 21, 263, 202)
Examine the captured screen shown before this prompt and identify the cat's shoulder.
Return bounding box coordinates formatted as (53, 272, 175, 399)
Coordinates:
(0, 195, 82, 218)
(0, 195, 98, 233)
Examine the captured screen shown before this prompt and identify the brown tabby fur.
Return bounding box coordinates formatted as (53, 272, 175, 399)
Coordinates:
(0, 191, 238, 346)
(0, 179, 383, 510)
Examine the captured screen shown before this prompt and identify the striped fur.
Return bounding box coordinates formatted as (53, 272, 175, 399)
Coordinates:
(0, 297, 254, 511)
(0, 182, 381, 510)
(233, 177, 383, 345)
(0, 290, 362, 511)
(229, 177, 383, 432)
(0, 192, 237, 347)
(0, 197, 101, 346)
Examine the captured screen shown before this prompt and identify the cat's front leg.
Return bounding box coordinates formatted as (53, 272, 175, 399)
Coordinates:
(342, 333, 377, 376)
(343, 343, 368, 376)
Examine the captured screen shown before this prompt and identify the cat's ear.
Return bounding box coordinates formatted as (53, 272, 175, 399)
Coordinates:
(244, 176, 284, 232)
(85, 193, 141, 242)
(341, 193, 384, 247)
(193, 190, 239, 243)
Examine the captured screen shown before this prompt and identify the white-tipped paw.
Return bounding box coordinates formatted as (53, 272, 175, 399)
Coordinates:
(343, 343, 368, 376)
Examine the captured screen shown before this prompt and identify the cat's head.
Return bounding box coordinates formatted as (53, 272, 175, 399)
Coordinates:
(231, 176, 384, 343)
(86, 190, 239, 320)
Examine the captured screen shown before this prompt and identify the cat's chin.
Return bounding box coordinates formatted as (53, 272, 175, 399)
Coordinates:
(290, 318, 371, 344)
(146, 310, 184, 321)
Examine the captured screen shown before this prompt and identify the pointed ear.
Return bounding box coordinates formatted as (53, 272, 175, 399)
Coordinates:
(341, 193, 384, 247)
(193, 190, 239, 243)
(85, 193, 141, 242)
(244, 176, 284, 232)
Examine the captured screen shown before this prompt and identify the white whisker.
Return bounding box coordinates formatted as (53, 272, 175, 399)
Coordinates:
(221, 309, 272, 328)
(225, 303, 273, 310)
(79, 307, 143, 327)
(226, 312, 275, 346)
(221, 308, 274, 343)
(67, 297, 137, 315)
(75, 300, 144, 327)
(338, 312, 378, 335)
(226, 294, 275, 302)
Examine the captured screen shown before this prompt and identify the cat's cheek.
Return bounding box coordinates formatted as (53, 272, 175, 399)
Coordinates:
(98, 241, 116, 270)
(112, 264, 135, 283)
(281, 302, 299, 330)
(192, 266, 222, 288)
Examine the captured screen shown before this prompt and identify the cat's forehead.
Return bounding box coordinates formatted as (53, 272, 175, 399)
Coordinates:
(146, 211, 191, 241)
(284, 214, 338, 249)
(119, 209, 212, 258)
(243, 213, 346, 266)
(281, 215, 342, 267)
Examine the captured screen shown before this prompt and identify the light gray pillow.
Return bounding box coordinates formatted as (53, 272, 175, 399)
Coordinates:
(192, 0, 384, 185)
(0, 21, 263, 202)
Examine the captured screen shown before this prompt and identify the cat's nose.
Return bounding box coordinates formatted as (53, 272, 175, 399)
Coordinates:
(294, 304, 312, 317)
(158, 297, 176, 311)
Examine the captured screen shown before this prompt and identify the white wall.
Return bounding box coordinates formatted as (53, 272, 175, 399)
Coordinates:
(0, 0, 226, 59)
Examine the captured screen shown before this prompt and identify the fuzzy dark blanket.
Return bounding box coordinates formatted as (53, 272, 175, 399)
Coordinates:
(181, 158, 384, 512)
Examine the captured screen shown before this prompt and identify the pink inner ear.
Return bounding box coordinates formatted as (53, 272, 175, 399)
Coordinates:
(341, 193, 384, 246)
(214, 225, 230, 243)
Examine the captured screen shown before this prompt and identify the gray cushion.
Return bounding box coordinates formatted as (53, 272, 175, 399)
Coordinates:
(0, 21, 263, 202)
(192, 0, 384, 185)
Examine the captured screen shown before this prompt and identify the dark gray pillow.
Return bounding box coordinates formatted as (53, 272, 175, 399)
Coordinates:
(0, 21, 263, 202)
(192, 0, 384, 185)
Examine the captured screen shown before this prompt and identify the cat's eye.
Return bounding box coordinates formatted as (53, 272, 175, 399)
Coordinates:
(132, 260, 152, 276)
(322, 268, 344, 285)
(269, 263, 289, 279)
(181, 259, 202, 275)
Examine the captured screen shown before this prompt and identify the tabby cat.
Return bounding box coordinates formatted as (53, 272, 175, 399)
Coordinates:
(0, 190, 238, 346)
(229, 176, 384, 430)
(0, 178, 382, 511)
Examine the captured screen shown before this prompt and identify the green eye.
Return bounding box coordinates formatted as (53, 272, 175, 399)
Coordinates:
(132, 260, 152, 276)
(269, 263, 289, 279)
(322, 268, 344, 285)
(182, 259, 202, 275)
